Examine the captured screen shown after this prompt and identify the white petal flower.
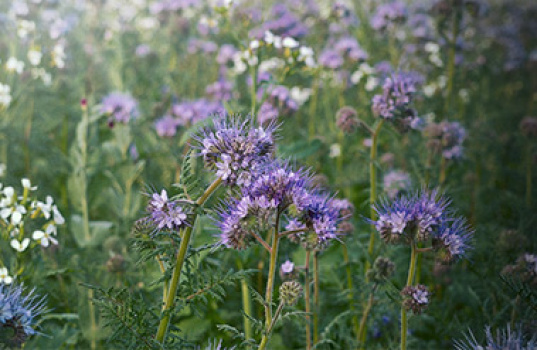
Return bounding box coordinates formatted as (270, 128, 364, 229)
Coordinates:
(249, 40, 260, 50)
(282, 37, 299, 49)
(21, 178, 37, 190)
(28, 49, 42, 66)
(52, 205, 65, 225)
(0, 267, 13, 284)
(11, 211, 22, 225)
(10, 238, 30, 252)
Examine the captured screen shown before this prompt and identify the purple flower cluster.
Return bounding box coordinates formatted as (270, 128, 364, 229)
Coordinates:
(371, 71, 423, 132)
(370, 1, 407, 31)
(401, 284, 429, 314)
(0, 284, 47, 347)
(187, 39, 218, 54)
(195, 116, 276, 187)
(145, 190, 191, 233)
(216, 44, 238, 66)
(100, 92, 139, 123)
(217, 162, 339, 250)
(373, 189, 472, 261)
(258, 85, 298, 125)
(383, 170, 411, 199)
(149, 0, 198, 14)
(249, 4, 308, 40)
(424, 121, 466, 160)
(206, 79, 234, 102)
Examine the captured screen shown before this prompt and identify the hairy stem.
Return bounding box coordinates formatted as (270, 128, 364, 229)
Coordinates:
(305, 250, 312, 350)
(358, 285, 377, 349)
(342, 244, 360, 341)
(313, 252, 320, 345)
(401, 243, 418, 350)
(237, 260, 253, 340)
(155, 177, 222, 344)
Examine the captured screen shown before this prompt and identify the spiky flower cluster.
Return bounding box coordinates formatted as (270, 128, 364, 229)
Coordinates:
(217, 162, 339, 250)
(336, 106, 360, 134)
(371, 71, 423, 132)
(454, 324, 537, 350)
(100, 92, 139, 124)
(424, 121, 466, 160)
(501, 253, 537, 287)
(279, 281, 303, 306)
(0, 284, 47, 348)
(143, 189, 192, 235)
(373, 190, 473, 261)
(401, 284, 429, 314)
(196, 116, 276, 187)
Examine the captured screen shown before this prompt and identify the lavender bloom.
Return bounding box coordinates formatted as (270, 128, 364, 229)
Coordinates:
(371, 1, 407, 31)
(100, 92, 139, 123)
(155, 115, 180, 138)
(454, 324, 537, 350)
(432, 218, 473, 262)
(383, 170, 411, 199)
(318, 49, 344, 69)
(373, 189, 451, 244)
(216, 44, 238, 66)
(187, 39, 218, 54)
(194, 115, 276, 187)
(145, 190, 191, 233)
(334, 37, 368, 62)
(250, 4, 308, 40)
(280, 259, 298, 281)
(0, 284, 47, 348)
(424, 121, 466, 160)
(336, 106, 360, 133)
(172, 99, 224, 126)
(258, 102, 279, 125)
(257, 85, 298, 124)
(135, 44, 151, 57)
(206, 80, 233, 102)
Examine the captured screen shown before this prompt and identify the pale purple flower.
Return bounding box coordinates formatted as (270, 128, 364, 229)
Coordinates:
(101, 92, 139, 123)
(383, 170, 411, 199)
(155, 115, 180, 137)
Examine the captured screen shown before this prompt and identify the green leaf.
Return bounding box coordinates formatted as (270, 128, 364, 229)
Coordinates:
(71, 214, 114, 248)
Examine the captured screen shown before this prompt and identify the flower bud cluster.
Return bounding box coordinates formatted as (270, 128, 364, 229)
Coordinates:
(367, 256, 396, 284)
(279, 281, 303, 306)
(401, 284, 429, 314)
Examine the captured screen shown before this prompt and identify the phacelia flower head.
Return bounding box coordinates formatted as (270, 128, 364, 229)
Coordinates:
(155, 115, 180, 138)
(424, 121, 466, 160)
(373, 189, 450, 244)
(195, 115, 277, 187)
(401, 284, 429, 314)
(371, 71, 423, 132)
(454, 324, 537, 350)
(279, 281, 303, 306)
(432, 218, 473, 262)
(371, 1, 407, 31)
(143, 189, 192, 235)
(0, 284, 47, 348)
(336, 106, 361, 134)
(100, 92, 139, 124)
(366, 256, 396, 283)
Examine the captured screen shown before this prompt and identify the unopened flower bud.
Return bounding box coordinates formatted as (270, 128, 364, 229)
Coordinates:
(336, 106, 361, 134)
(401, 284, 430, 314)
(279, 281, 303, 306)
(366, 256, 395, 283)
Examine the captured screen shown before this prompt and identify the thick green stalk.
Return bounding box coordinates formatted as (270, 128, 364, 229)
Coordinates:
(366, 120, 385, 272)
(313, 252, 320, 345)
(237, 260, 253, 340)
(155, 177, 222, 344)
(401, 243, 418, 350)
(342, 244, 360, 340)
(304, 250, 312, 350)
(258, 212, 281, 350)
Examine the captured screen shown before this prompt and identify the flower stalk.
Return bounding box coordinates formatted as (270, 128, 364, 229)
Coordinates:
(401, 243, 418, 350)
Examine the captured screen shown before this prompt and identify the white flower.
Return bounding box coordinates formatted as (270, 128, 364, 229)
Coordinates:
(28, 49, 42, 66)
(52, 44, 66, 69)
(0, 83, 12, 108)
(10, 238, 30, 252)
(423, 84, 437, 97)
(329, 144, 341, 158)
(459, 89, 470, 103)
(290, 87, 312, 106)
(259, 58, 284, 73)
(359, 63, 374, 75)
(282, 37, 299, 49)
(424, 42, 440, 53)
(0, 267, 13, 284)
(1, 204, 27, 225)
(52, 205, 65, 225)
(249, 40, 260, 50)
(34, 195, 54, 219)
(429, 53, 443, 67)
(351, 70, 364, 84)
(17, 20, 35, 38)
(6, 57, 24, 74)
(32, 225, 58, 247)
(264, 31, 276, 44)
(21, 178, 37, 190)
(365, 76, 379, 91)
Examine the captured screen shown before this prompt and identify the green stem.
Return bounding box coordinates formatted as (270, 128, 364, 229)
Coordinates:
(401, 243, 418, 350)
(313, 252, 320, 345)
(305, 250, 312, 350)
(342, 244, 359, 340)
(155, 177, 222, 344)
(526, 145, 532, 207)
(266, 301, 285, 336)
(258, 212, 281, 350)
(237, 260, 253, 340)
(366, 120, 385, 273)
(439, 157, 447, 187)
(358, 286, 377, 349)
(444, 6, 461, 117)
(308, 72, 319, 140)
(250, 64, 257, 117)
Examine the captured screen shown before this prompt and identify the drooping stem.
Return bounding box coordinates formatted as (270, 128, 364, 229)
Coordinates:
(304, 250, 312, 350)
(358, 285, 378, 349)
(313, 251, 320, 345)
(258, 211, 282, 350)
(366, 119, 385, 273)
(342, 244, 360, 340)
(155, 177, 222, 344)
(401, 243, 418, 350)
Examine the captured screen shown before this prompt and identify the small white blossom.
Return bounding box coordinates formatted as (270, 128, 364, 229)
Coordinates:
(32, 225, 58, 247)
(249, 40, 260, 50)
(329, 144, 341, 158)
(10, 238, 30, 252)
(6, 57, 24, 74)
(365, 76, 379, 91)
(28, 49, 42, 66)
(0, 83, 12, 108)
(21, 178, 37, 191)
(424, 42, 440, 53)
(282, 37, 299, 49)
(290, 87, 312, 106)
(0, 267, 13, 284)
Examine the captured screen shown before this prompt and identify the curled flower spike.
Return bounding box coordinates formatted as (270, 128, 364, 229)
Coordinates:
(454, 324, 537, 350)
(194, 115, 277, 187)
(432, 218, 473, 262)
(144, 189, 192, 235)
(401, 284, 429, 314)
(0, 284, 47, 348)
(279, 281, 303, 306)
